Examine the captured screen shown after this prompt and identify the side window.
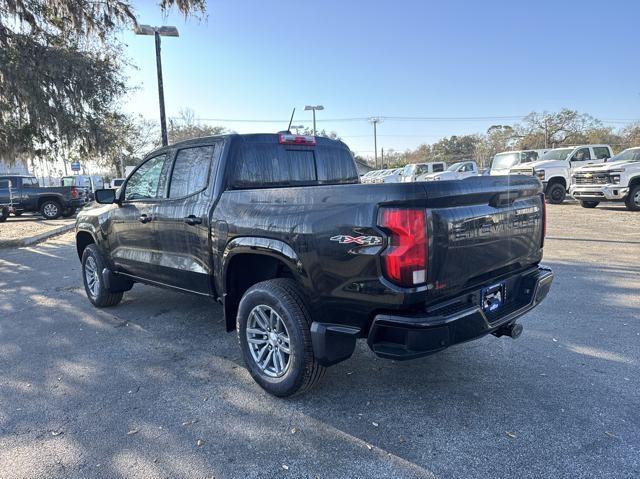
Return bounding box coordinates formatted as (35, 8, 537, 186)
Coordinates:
(572, 148, 591, 161)
(169, 145, 215, 198)
(124, 154, 167, 201)
(522, 151, 538, 163)
(0, 179, 10, 188)
(433, 163, 445, 172)
(22, 177, 39, 187)
(593, 147, 610, 160)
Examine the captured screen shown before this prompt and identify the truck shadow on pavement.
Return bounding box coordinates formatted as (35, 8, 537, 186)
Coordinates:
(0, 240, 638, 479)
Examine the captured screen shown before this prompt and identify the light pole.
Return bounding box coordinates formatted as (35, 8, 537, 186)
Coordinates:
(134, 24, 179, 147)
(370, 117, 382, 168)
(304, 105, 324, 135)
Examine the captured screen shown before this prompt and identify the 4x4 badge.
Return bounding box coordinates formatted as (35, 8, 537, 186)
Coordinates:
(330, 235, 382, 246)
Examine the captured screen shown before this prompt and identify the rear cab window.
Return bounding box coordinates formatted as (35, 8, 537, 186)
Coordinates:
(229, 135, 358, 189)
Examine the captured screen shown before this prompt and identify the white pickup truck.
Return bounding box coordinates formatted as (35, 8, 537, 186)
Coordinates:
(490, 149, 548, 176)
(570, 147, 640, 211)
(423, 160, 478, 181)
(509, 144, 613, 203)
(400, 162, 447, 182)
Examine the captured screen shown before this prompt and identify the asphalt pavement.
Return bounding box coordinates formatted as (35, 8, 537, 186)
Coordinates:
(0, 203, 638, 478)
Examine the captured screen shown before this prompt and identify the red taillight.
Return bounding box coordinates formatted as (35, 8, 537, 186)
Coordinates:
(71, 186, 78, 199)
(378, 208, 428, 287)
(541, 193, 547, 247)
(278, 133, 316, 146)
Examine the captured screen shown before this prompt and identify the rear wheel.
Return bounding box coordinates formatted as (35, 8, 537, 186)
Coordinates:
(12, 211, 23, 217)
(0, 207, 8, 222)
(546, 183, 566, 204)
(40, 200, 62, 220)
(580, 200, 599, 208)
(81, 244, 123, 307)
(625, 185, 640, 211)
(237, 279, 325, 397)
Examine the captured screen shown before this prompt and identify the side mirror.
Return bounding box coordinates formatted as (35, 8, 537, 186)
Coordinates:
(94, 188, 117, 204)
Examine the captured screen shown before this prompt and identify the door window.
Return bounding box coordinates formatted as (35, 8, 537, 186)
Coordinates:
(22, 177, 39, 187)
(572, 148, 591, 162)
(124, 154, 167, 201)
(169, 146, 215, 198)
(593, 147, 610, 160)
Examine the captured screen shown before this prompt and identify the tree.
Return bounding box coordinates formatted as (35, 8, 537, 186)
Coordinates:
(515, 109, 604, 149)
(430, 135, 480, 164)
(168, 109, 227, 144)
(0, 0, 207, 162)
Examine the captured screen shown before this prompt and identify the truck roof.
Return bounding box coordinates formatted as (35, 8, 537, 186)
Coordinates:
(164, 133, 348, 151)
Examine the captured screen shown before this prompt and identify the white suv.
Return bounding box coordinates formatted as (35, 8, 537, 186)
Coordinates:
(509, 145, 612, 203)
(570, 147, 640, 211)
(490, 149, 548, 176)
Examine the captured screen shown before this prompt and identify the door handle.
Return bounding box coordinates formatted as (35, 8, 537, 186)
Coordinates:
(184, 215, 203, 226)
(139, 214, 152, 224)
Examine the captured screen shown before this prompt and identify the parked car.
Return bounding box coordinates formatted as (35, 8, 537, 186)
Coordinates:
(509, 144, 613, 203)
(110, 178, 125, 189)
(490, 149, 548, 176)
(75, 133, 553, 397)
(400, 162, 446, 182)
(570, 147, 640, 210)
(381, 168, 404, 183)
(61, 175, 105, 201)
(0, 174, 87, 219)
(423, 160, 479, 181)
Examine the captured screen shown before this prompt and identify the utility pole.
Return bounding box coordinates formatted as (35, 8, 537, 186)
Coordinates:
(370, 117, 382, 168)
(543, 115, 549, 149)
(304, 105, 324, 135)
(134, 25, 179, 147)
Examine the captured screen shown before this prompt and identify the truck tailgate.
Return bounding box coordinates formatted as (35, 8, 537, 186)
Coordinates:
(423, 176, 544, 296)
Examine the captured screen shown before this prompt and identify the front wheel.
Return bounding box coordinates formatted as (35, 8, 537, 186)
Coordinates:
(580, 200, 599, 208)
(82, 244, 123, 307)
(0, 207, 8, 222)
(625, 185, 640, 211)
(237, 279, 325, 397)
(546, 183, 566, 204)
(40, 200, 62, 219)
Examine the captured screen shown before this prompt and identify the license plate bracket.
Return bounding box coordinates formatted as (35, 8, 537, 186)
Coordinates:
(482, 282, 506, 314)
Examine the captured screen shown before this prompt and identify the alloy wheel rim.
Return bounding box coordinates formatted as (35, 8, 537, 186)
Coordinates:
(44, 203, 58, 217)
(634, 190, 640, 207)
(246, 305, 291, 378)
(84, 256, 99, 297)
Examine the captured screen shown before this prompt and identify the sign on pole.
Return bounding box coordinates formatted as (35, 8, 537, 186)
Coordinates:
(71, 162, 81, 172)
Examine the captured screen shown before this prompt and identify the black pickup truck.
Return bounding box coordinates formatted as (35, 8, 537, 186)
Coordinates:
(0, 174, 87, 219)
(75, 133, 553, 396)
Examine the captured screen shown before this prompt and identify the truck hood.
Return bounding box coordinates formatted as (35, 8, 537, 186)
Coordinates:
(512, 159, 563, 171)
(575, 160, 640, 172)
(424, 171, 456, 180)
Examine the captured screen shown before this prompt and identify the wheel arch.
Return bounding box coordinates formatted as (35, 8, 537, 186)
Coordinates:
(76, 230, 97, 261)
(546, 175, 567, 189)
(628, 175, 640, 189)
(37, 195, 63, 209)
(222, 237, 307, 332)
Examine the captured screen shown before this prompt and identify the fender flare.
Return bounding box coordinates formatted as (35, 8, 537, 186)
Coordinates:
(220, 236, 308, 331)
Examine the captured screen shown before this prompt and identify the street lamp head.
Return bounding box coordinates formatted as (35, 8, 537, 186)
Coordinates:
(134, 24, 179, 37)
(305, 105, 324, 111)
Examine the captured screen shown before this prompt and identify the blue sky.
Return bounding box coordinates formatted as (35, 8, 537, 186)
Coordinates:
(120, 0, 640, 156)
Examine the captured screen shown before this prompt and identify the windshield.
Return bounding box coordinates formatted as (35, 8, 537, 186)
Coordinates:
(491, 153, 520, 170)
(542, 148, 573, 161)
(402, 164, 416, 176)
(611, 148, 640, 163)
(447, 162, 464, 171)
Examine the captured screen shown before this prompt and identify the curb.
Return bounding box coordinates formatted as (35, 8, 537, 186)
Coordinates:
(0, 223, 75, 249)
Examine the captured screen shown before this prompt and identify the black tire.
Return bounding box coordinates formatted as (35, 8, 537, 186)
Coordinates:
(625, 185, 640, 211)
(546, 182, 566, 204)
(0, 207, 8, 222)
(580, 200, 599, 208)
(40, 199, 62, 219)
(237, 278, 325, 397)
(61, 207, 77, 217)
(13, 211, 23, 217)
(81, 244, 123, 307)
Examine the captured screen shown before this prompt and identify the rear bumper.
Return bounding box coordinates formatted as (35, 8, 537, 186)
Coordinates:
(570, 185, 629, 201)
(367, 266, 553, 360)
